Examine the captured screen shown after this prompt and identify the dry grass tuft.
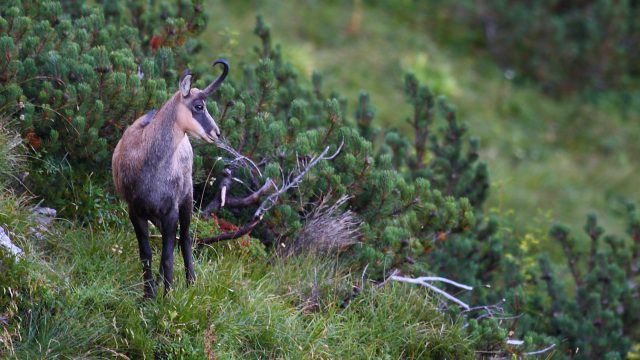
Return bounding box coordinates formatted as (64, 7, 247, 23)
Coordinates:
(286, 195, 360, 256)
(0, 120, 26, 188)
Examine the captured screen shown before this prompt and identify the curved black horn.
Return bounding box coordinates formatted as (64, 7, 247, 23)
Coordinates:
(201, 59, 229, 97)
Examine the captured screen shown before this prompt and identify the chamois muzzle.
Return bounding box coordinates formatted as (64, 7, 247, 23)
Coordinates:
(200, 59, 229, 99)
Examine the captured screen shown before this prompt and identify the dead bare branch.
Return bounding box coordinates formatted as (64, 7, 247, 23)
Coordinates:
(361, 263, 369, 290)
(375, 269, 399, 288)
(391, 276, 474, 290)
(225, 180, 275, 208)
(462, 298, 507, 314)
(197, 218, 262, 245)
(215, 138, 263, 177)
(202, 166, 275, 216)
(198, 142, 344, 246)
(389, 274, 473, 310)
(254, 141, 344, 221)
(341, 268, 399, 309)
(522, 343, 556, 356)
(350, 269, 555, 358)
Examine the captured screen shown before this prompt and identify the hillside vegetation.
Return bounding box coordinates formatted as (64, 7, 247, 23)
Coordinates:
(202, 0, 639, 236)
(0, 197, 472, 358)
(1, 0, 640, 358)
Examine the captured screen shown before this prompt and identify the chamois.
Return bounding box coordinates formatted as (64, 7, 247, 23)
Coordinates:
(112, 59, 229, 298)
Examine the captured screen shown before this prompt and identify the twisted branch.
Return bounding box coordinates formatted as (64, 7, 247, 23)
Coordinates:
(215, 138, 263, 178)
(254, 141, 343, 221)
(197, 142, 343, 246)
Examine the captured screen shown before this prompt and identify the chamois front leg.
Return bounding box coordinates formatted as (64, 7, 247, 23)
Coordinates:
(159, 211, 179, 296)
(129, 208, 155, 299)
(179, 198, 195, 285)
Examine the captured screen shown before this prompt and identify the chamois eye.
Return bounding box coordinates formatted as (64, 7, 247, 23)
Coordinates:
(195, 104, 204, 111)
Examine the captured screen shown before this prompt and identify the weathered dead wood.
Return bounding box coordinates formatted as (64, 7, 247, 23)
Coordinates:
(197, 142, 343, 246)
(389, 274, 473, 310)
(202, 166, 274, 216)
(198, 218, 262, 245)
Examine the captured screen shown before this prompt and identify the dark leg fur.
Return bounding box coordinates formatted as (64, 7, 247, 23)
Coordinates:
(159, 211, 178, 296)
(129, 208, 155, 299)
(179, 198, 196, 285)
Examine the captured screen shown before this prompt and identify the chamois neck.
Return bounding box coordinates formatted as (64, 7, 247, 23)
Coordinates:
(143, 93, 187, 161)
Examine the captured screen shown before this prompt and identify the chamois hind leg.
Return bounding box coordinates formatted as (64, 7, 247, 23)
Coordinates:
(179, 197, 196, 285)
(129, 208, 155, 299)
(159, 210, 179, 296)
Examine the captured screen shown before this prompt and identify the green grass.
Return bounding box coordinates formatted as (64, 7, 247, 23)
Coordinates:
(0, 191, 473, 359)
(199, 0, 639, 240)
(0, 122, 25, 188)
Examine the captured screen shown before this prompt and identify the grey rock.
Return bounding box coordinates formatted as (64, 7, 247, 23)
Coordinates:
(28, 206, 57, 241)
(0, 226, 22, 258)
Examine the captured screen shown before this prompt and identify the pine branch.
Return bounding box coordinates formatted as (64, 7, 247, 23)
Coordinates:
(539, 257, 563, 315)
(586, 214, 602, 273)
(388, 197, 419, 217)
(217, 100, 234, 127)
(551, 226, 583, 288)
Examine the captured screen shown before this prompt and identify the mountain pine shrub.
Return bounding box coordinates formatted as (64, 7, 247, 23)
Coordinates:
(523, 209, 640, 358)
(206, 16, 640, 358)
(189, 17, 487, 280)
(0, 0, 206, 218)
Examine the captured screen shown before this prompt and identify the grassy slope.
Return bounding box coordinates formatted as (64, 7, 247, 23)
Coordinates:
(0, 191, 473, 359)
(200, 0, 639, 241)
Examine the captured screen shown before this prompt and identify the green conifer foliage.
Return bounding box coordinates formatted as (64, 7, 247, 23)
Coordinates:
(189, 17, 478, 278)
(525, 210, 640, 358)
(0, 0, 206, 217)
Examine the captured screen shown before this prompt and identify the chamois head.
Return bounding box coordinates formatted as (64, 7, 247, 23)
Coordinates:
(176, 59, 229, 143)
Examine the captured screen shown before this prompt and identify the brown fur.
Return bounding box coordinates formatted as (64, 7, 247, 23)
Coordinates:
(115, 95, 186, 197)
(112, 60, 228, 298)
(112, 90, 216, 210)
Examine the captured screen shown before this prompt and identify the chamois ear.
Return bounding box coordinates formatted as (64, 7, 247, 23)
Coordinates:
(179, 69, 192, 98)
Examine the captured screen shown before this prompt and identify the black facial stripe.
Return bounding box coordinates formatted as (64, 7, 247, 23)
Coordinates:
(192, 109, 214, 134)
